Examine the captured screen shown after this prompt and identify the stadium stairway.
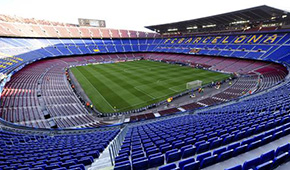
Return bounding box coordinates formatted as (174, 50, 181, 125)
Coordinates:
(89, 126, 129, 170)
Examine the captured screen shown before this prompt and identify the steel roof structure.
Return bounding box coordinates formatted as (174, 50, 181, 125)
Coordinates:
(146, 5, 290, 34)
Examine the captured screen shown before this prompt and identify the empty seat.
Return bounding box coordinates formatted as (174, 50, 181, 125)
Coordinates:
(161, 145, 172, 153)
(158, 163, 176, 170)
(115, 156, 129, 163)
(182, 161, 200, 170)
(275, 143, 289, 156)
(173, 141, 185, 149)
(196, 151, 211, 162)
(255, 160, 273, 170)
(233, 144, 248, 156)
(273, 152, 289, 168)
(200, 154, 217, 168)
(213, 146, 227, 156)
(227, 142, 240, 150)
(247, 140, 262, 151)
(148, 155, 164, 168)
(178, 157, 195, 170)
(78, 156, 93, 166)
(146, 148, 159, 156)
(181, 147, 196, 158)
(217, 149, 234, 162)
(243, 157, 260, 170)
(260, 150, 274, 163)
(225, 165, 242, 170)
(261, 135, 272, 145)
(209, 138, 222, 149)
(61, 161, 76, 168)
(132, 158, 148, 170)
(196, 142, 210, 153)
(45, 164, 60, 170)
(114, 160, 131, 170)
(166, 150, 181, 163)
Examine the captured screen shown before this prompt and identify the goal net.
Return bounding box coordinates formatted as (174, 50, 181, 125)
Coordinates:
(186, 80, 202, 89)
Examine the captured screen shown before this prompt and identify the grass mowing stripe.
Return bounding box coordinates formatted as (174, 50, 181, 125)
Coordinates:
(72, 60, 231, 113)
(82, 66, 133, 109)
(134, 86, 156, 99)
(88, 65, 153, 103)
(72, 67, 114, 111)
(76, 66, 132, 112)
(100, 63, 178, 94)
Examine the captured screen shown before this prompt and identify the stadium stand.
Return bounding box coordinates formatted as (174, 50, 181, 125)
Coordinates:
(0, 127, 119, 170)
(115, 79, 290, 170)
(0, 5, 289, 170)
(0, 14, 159, 38)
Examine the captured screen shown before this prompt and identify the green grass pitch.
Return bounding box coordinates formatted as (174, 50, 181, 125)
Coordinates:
(71, 60, 230, 113)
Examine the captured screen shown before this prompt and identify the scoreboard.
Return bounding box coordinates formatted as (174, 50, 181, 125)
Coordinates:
(78, 18, 106, 27)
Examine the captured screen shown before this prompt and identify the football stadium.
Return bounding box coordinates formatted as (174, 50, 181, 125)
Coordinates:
(0, 2, 290, 170)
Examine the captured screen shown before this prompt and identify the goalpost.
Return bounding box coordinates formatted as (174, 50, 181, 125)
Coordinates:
(186, 80, 202, 89)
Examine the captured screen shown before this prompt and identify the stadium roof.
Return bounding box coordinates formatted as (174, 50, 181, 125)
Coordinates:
(146, 5, 290, 34)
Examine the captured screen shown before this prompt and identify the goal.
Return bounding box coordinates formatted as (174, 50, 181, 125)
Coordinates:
(186, 80, 202, 89)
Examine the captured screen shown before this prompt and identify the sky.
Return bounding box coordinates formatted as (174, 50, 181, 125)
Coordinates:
(0, 0, 289, 32)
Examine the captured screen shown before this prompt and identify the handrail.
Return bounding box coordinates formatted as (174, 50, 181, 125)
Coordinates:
(108, 125, 129, 165)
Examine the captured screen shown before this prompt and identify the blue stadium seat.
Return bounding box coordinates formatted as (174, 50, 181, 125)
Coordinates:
(114, 161, 131, 170)
(196, 151, 211, 162)
(166, 150, 182, 163)
(209, 138, 222, 149)
(217, 149, 234, 162)
(200, 154, 217, 168)
(61, 160, 76, 168)
(78, 156, 94, 166)
(275, 143, 289, 156)
(233, 144, 248, 156)
(182, 161, 200, 170)
(148, 154, 164, 168)
(243, 157, 261, 170)
(255, 160, 273, 170)
(178, 157, 195, 170)
(247, 140, 262, 151)
(225, 165, 242, 170)
(53, 168, 66, 170)
(213, 146, 227, 156)
(132, 152, 145, 160)
(227, 142, 240, 150)
(196, 142, 210, 153)
(173, 141, 185, 149)
(161, 145, 172, 154)
(158, 163, 176, 170)
(45, 164, 60, 170)
(261, 135, 272, 145)
(181, 147, 196, 158)
(260, 150, 275, 163)
(272, 131, 283, 140)
(132, 158, 148, 170)
(115, 156, 129, 163)
(273, 152, 289, 168)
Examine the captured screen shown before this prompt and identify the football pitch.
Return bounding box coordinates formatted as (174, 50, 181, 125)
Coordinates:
(71, 60, 230, 113)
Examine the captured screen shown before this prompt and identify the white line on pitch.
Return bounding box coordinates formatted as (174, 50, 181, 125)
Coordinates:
(134, 86, 156, 99)
(75, 68, 115, 110)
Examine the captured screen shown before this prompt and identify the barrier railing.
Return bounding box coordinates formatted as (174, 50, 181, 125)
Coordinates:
(108, 125, 129, 166)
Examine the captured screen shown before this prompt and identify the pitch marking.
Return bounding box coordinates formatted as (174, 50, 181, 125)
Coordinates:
(74, 68, 115, 110)
(134, 86, 156, 99)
